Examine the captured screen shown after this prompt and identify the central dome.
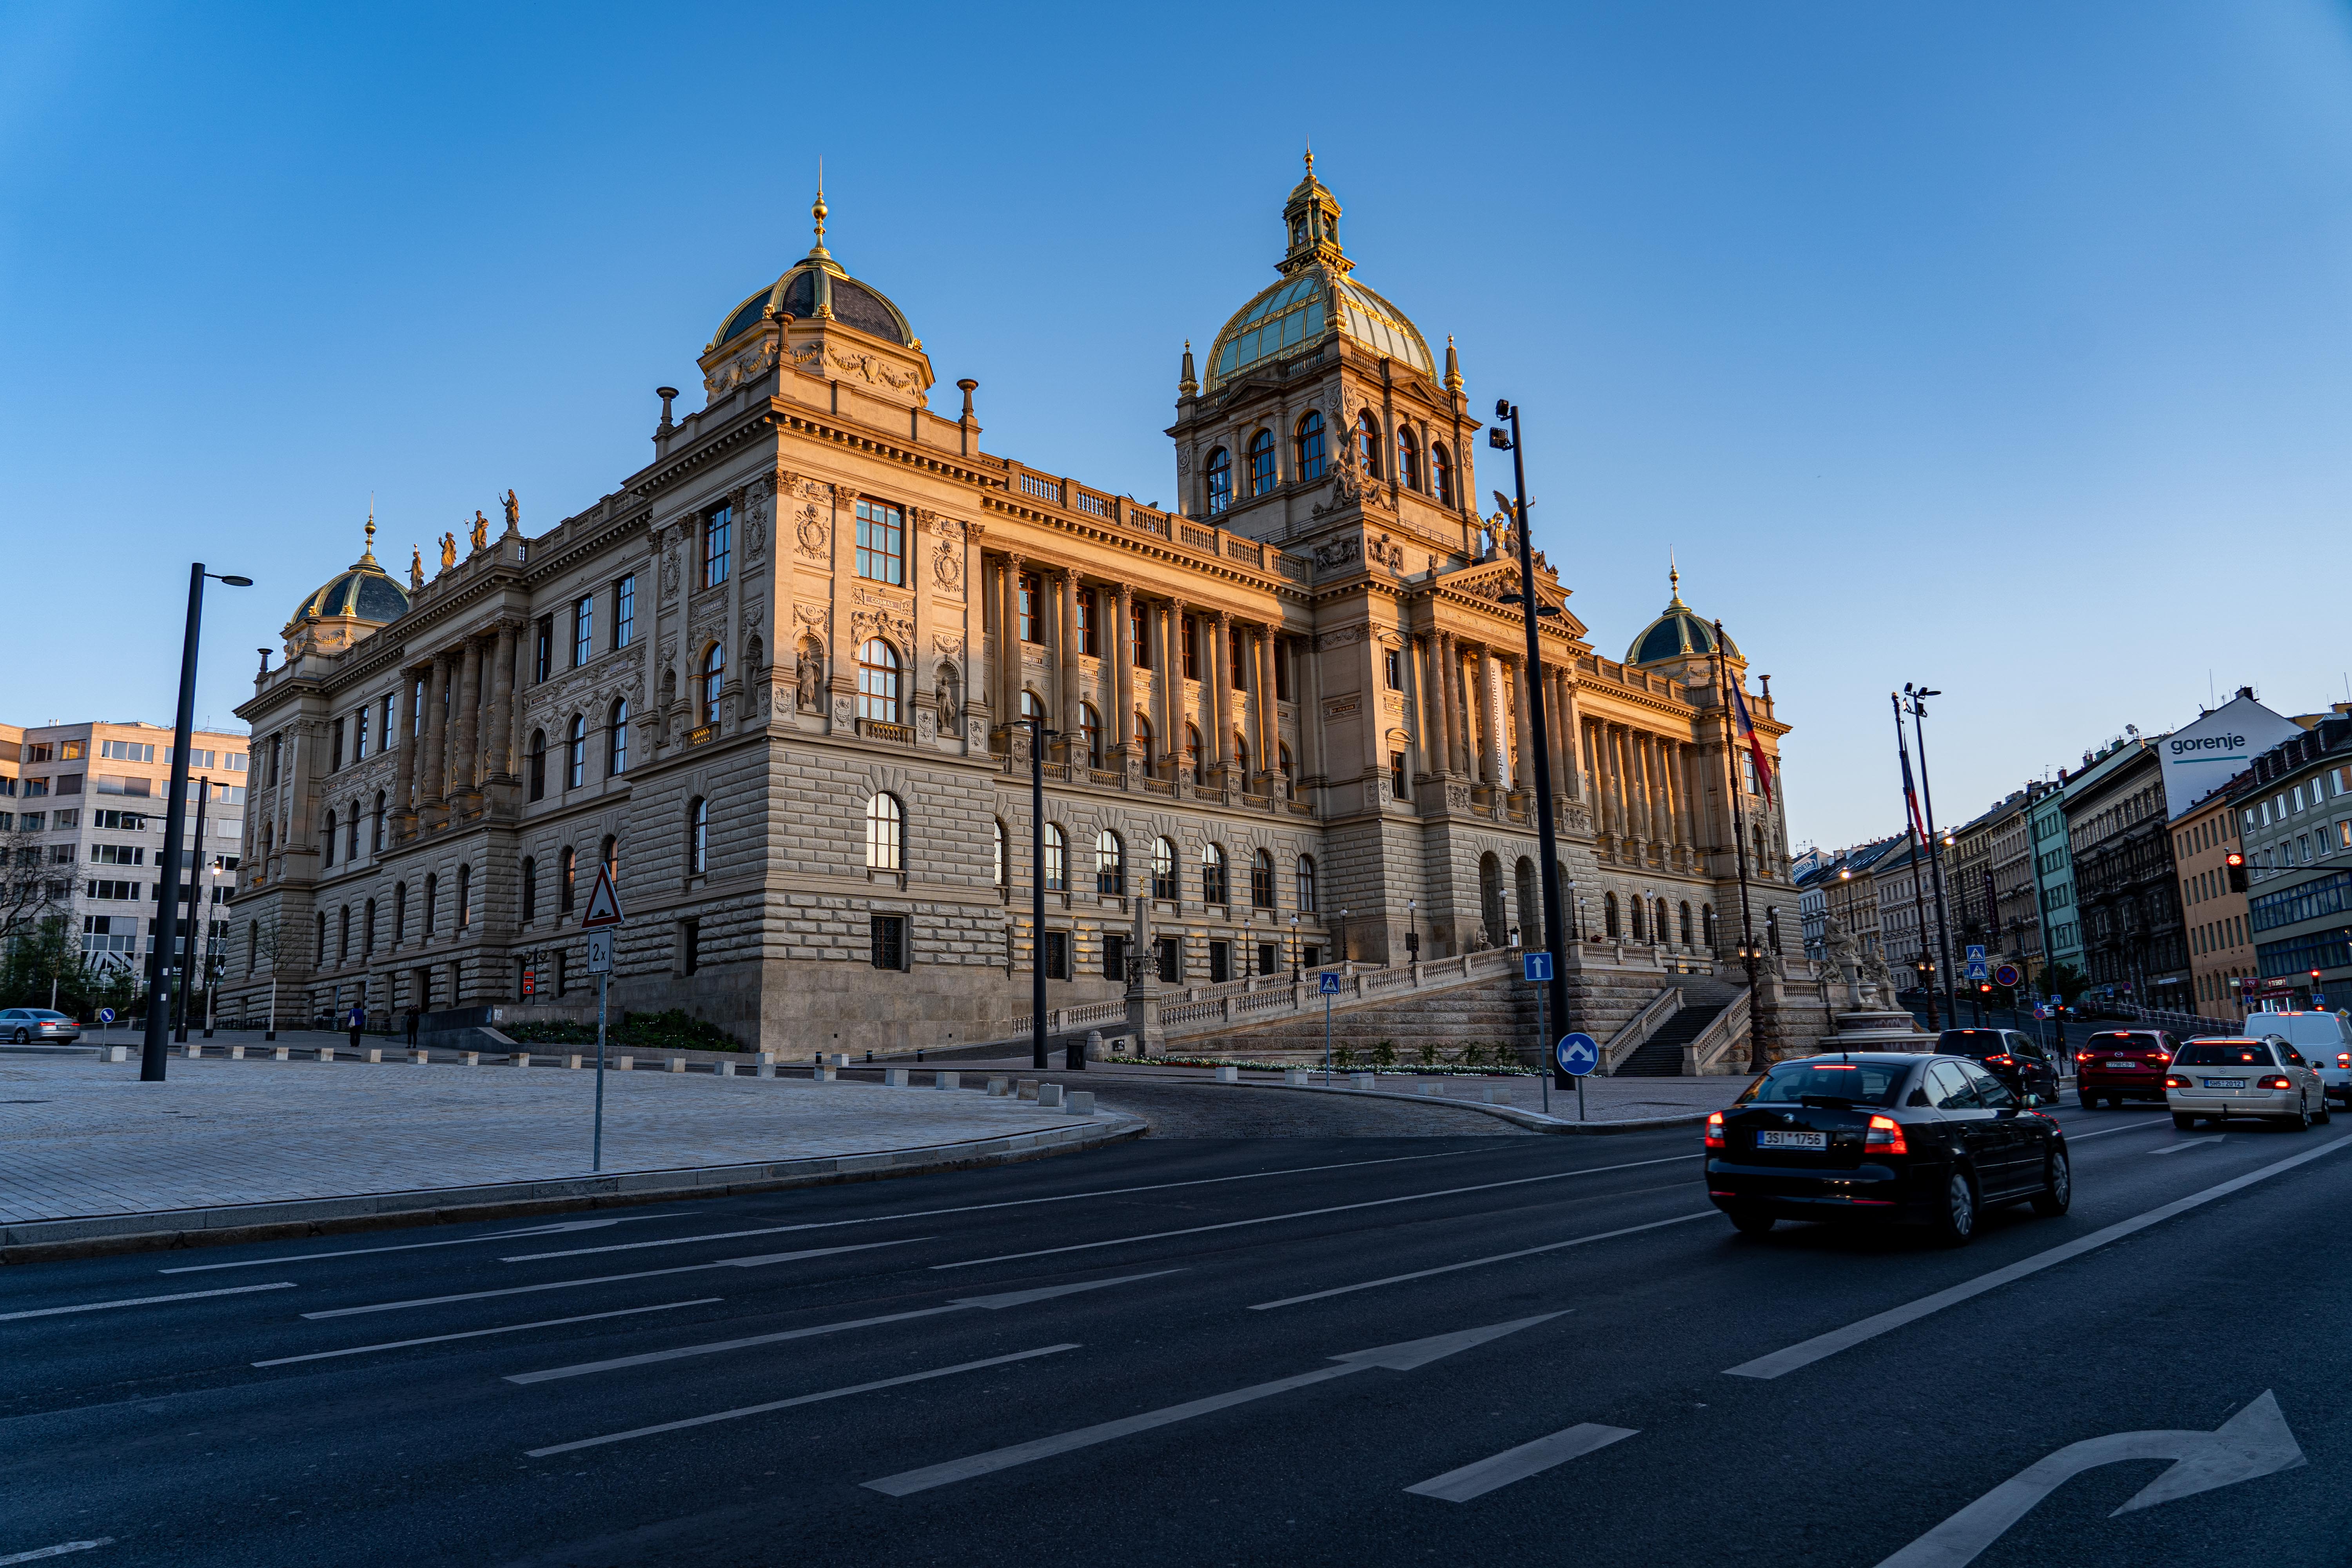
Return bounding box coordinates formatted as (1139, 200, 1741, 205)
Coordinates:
(711, 189, 914, 350)
(1203, 157, 1435, 394)
(288, 517, 408, 634)
(1626, 567, 1738, 667)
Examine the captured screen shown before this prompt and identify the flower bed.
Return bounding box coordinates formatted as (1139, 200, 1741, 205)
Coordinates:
(1107, 1053, 1538, 1077)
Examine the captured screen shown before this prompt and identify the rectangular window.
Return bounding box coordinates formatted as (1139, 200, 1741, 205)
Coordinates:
(1131, 601, 1149, 668)
(54, 774, 80, 795)
(1273, 638, 1290, 699)
(615, 575, 635, 649)
(20, 811, 41, 831)
(854, 499, 904, 585)
(1103, 932, 1128, 981)
(1042, 929, 1070, 981)
(24, 744, 51, 762)
(1075, 588, 1098, 656)
(330, 719, 345, 771)
(1207, 940, 1231, 984)
(704, 504, 732, 588)
(1391, 751, 1410, 801)
(1182, 617, 1199, 679)
(1385, 649, 1403, 691)
(98, 740, 154, 762)
(870, 915, 907, 971)
(1301, 943, 1324, 971)
(1230, 630, 1247, 690)
(59, 740, 82, 760)
(88, 844, 143, 865)
(1155, 935, 1181, 983)
(354, 708, 368, 761)
(380, 697, 394, 753)
(681, 917, 700, 976)
(1257, 941, 1279, 977)
(535, 617, 554, 682)
(1018, 572, 1042, 642)
(573, 595, 594, 667)
(228, 750, 248, 771)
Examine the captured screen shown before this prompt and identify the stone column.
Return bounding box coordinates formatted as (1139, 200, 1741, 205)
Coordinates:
(395, 666, 421, 818)
(1056, 570, 1080, 750)
(452, 637, 483, 806)
(1166, 599, 1187, 776)
(486, 622, 517, 784)
(1112, 583, 1135, 764)
(1509, 653, 1533, 794)
(1475, 644, 1499, 785)
(1211, 609, 1234, 786)
(1252, 624, 1275, 786)
(1435, 632, 1458, 776)
(419, 653, 449, 808)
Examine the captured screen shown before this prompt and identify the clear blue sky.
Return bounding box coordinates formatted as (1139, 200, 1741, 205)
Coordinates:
(5, 2, 2350, 849)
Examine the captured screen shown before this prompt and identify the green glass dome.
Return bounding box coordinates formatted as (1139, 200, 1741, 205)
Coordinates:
(711, 190, 915, 350)
(1626, 570, 1735, 666)
(289, 522, 408, 632)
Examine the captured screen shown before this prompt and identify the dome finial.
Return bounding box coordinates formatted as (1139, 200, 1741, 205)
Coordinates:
(1667, 548, 1684, 608)
(809, 160, 831, 260)
(360, 494, 377, 565)
(1303, 142, 1313, 177)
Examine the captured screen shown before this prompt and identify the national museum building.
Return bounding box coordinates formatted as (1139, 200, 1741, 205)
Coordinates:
(222, 162, 1799, 1051)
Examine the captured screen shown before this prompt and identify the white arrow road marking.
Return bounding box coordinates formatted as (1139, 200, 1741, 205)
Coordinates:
(299, 1239, 926, 1319)
(860, 1314, 1561, 1497)
(1405, 1423, 1638, 1502)
(503, 1270, 1180, 1385)
(254, 1298, 722, 1367)
(524, 1344, 1079, 1457)
(1874, 1392, 2304, 1567)
(2149, 1136, 2225, 1156)
(1252, 1212, 1712, 1309)
(1725, 1134, 2352, 1379)
(162, 1215, 676, 1273)
(0, 1282, 295, 1323)
(0, 1542, 113, 1565)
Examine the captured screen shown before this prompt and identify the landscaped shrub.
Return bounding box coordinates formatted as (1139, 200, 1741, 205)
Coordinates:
(502, 1010, 742, 1053)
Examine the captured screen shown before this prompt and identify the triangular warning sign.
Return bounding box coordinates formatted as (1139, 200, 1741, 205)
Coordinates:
(579, 864, 626, 928)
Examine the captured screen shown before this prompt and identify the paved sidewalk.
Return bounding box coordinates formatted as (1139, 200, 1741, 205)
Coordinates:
(0, 1054, 1111, 1227)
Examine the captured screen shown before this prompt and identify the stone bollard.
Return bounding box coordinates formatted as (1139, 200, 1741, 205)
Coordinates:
(715, 1061, 735, 1077)
(414, 1050, 432, 1065)
(1348, 1071, 1374, 1090)
(459, 1051, 479, 1067)
(1284, 1068, 1309, 1087)
(935, 1071, 960, 1091)
(667, 1056, 687, 1074)
(564, 1054, 583, 1071)
(985, 1076, 1010, 1096)
(1481, 1085, 1508, 1105)
(1214, 1065, 1239, 1083)
(104, 1045, 128, 1063)
(272, 1046, 289, 1062)
(755, 1053, 776, 1079)
(1036, 1082, 1065, 1109)
(615, 1056, 633, 1071)
(317, 1045, 334, 1063)
(826, 1053, 849, 1067)
(1085, 1030, 1104, 1062)
(1016, 1078, 1040, 1100)
(229, 1045, 245, 1060)
(182, 1043, 200, 1059)
(365, 1048, 383, 1065)
(813, 1064, 837, 1082)
(1066, 1090, 1096, 1116)
(883, 1067, 909, 1087)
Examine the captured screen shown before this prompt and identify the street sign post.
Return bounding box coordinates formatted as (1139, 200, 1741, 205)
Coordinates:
(1522, 953, 1555, 1112)
(578, 866, 626, 1171)
(1319, 969, 1343, 1083)
(1556, 1031, 1598, 1121)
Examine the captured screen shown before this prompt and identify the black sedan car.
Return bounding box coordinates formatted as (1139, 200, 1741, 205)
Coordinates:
(1704, 1053, 2069, 1246)
(1935, 1028, 2062, 1105)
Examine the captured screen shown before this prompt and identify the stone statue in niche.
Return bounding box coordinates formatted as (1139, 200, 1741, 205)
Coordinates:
(795, 639, 824, 713)
(935, 664, 963, 736)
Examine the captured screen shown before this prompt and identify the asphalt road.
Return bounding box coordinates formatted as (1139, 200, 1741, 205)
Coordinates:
(2, 1091, 2347, 1568)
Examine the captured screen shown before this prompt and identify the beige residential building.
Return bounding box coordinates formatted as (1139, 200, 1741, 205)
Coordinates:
(218, 165, 1805, 1053)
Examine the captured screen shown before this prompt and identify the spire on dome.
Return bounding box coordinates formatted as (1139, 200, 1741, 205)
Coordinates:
(361, 496, 377, 566)
(1444, 334, 1462, 394)
(809, 165, 831, 262)
(1668, 550, 1684, 608)
(1179, 339, 1198, 398)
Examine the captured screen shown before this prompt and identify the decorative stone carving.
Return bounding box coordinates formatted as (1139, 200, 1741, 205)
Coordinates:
(792, 603, 828, 636)
(1369, 532, 1406, 572)
(706, 340, 778, 396)
(828, 348, 916, 389)
(785, 342, 824, 373)
(916, 706, 936, 742)
(850, 608, 914, 655)
(660, 543, 681, 601)
(830, 483, 858, 505)
(745, 484, 770, 558)
(1312, 535, 1361, 572)
(852, 585, 913, 612)
(796, 503, 827, 558)
(831, 694, 853, 728)
(935, 663, 963, 737)
(1316, 625, 1367, 650)
(933, 536, 963, 593)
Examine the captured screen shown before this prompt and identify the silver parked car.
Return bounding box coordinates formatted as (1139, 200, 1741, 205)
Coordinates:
(2166, 1035, 2330, 1130)
(0, 1008, 82, 1045)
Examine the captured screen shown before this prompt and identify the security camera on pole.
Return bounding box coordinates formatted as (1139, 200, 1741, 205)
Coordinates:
(579, 862, 626, 1172)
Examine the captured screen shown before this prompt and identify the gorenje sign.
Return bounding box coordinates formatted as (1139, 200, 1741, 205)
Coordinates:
(2160, 693, 2301, 821)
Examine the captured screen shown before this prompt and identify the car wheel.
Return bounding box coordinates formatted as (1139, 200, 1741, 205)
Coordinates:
(1726, 1207, 1776, 1237)
(9, 1029, 25, 1045)
(2030, 1148, 2071, 1217)
(1929, 1171, 1977, 1248)
(2172, 1111, 2197, 1130)
(2080, 1091, 2103, 1110)
(2288, 1095, 2312, 1132)
(2318, 1097, 2334, 1125)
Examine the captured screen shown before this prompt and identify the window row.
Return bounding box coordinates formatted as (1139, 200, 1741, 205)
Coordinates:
(519, 837, 621, 923)
(297, 866, 479, 972)
(1203, 410, 1455, 515)
(528, 701, 632, 800)
(989, 820, 1316, 908)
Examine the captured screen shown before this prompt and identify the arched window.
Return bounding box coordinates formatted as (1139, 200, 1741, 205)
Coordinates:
(608, 699, 629, 775)
(1246, 429, 1276, 496)
(688, 798, 708, 875)
(993, 819, 1008, 889)
(1294, 410, 1326, 482)
(1397, 428, 1421, 492)
(1133, 710, 1153, 761)
(1766, 906, 1782, 953)
(315, 913, 325, 965)
(1431, 442, 1453, 506)
(347, 802, 360, 862)
(1479, 853, 1504, 945)
(363, 898, 377, 957)
(566, 714, 586, 789)
(338, 906, 350, 963)
(528, 730, 547, 801)
(701, 644, 726, 726)
(600, 834, 617, 882)
(1043, 823, 1066, 892)
(1604, 892, 1621, 940)
(560, 846, 576, 913)
(1702, 904, 1717, 949)
(1152, 837, 1178, 901)
(1679, 901, 1693, 946)
(1515, 858, 1540, 947)
(857, 639, 900, 723)
(521, 858, 537, 922)
(321, 810, 336, 866)
(1295, 854, 1317, 912)
(1250, 848, 1275, 909)
(1021, 689, 1047, 726)
(1233, 736, 1250, 779)
(1096, 830, 1124, 895)
(372, 791, 386, 852)
(1630, 897, 1646, 943)
(1201, 842, 1229, 906)
(1354, 412, 1382, 479)
(456, 863, 471, 929)
(866, 793, 905, 871)
(393, 882, 407, 945)
(1278, 743, 1294, 798)
(1656, 899, 1671, 946)
(1183, 722, 1202, 766)
(1204, 446, 1232, 515)
(1080, 704, 1103, 768)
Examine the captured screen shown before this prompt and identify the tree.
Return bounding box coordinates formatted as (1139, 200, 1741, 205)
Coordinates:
(0, 816, 67, 956)
(0, 916, 101, 1013)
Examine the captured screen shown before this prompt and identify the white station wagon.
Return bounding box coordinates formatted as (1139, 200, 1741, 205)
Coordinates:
(2166, 1036, 2330, 1131)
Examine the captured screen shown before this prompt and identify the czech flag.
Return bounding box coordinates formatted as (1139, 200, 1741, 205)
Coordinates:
(1733, 683, 1775, 809)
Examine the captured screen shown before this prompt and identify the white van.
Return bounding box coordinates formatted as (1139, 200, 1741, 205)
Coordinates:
(2245, 1011, 2352, 1105)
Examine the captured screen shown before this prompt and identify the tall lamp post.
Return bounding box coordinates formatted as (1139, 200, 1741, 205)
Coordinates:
(1904, 684, 1960, 1027)
(1025, 716, 1058, 1072)
(142, 564, 251, 1082)
(1487, 400, 1571, 1088)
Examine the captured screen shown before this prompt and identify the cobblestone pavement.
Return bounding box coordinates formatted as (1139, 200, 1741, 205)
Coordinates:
(0, 1056, 1107, 1226)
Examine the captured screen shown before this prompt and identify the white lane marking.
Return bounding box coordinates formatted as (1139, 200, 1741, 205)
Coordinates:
(1872, 1391, 2303, 1566)
(0, 1283, 295, 1323)
(2053, 1120, 2172, 1142)
(299, 1239, 926, 1319)
(0, 1542, 113, 1564)
(252, 1298, 722, 1367)
(2149, 1136, 2225, 1156)
(862, 1314, 1560, 1497)
(1725, 1134, 2352, 1380)
(505, 1270, 1178, 1385)
(498, 1149, 1493, 1262)
(524, 1344, 1079, 1457)
(932, 1155, 1700, 1271)
(1405, 1423, 1639, 1502)
(1252, 1212, 1713, 1310)
(161, 1217, 672, 1274)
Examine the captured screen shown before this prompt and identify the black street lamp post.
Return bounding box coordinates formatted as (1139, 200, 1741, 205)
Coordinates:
(142, 564, 250, 1083)
(1905, 684, 1961, 1027)
(173, 775, 212, 1043)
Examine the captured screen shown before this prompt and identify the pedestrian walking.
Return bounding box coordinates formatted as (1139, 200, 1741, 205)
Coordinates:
(405, 1008, 420, 1049)
(347, 1003, 365, 1054)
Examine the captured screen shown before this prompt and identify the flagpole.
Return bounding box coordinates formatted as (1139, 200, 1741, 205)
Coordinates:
(1892, 693, 1941, 1030)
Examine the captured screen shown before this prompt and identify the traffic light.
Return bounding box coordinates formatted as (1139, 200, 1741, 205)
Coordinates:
(2225, 851, 2248, 892)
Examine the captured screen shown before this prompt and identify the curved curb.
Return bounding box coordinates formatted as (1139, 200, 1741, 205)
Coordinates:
(1211, 1078, 1724, 1135)
(0, 1114, 1145, 1268)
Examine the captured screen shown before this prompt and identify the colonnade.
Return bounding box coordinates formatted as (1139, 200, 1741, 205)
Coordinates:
(396, 619, 523, 827)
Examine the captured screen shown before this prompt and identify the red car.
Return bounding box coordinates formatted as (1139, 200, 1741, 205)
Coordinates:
(2076, 1029, 2181, 1108)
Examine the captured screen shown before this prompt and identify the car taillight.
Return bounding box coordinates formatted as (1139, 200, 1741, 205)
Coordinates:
(1704, 1112, 1725, 1150)
(2338, 1054, 2350, 1067)
(2258, 1076, 2292, 1090)
(1864, 1115, 1907, 1156)
(2165, 1075, 2190, 1089)
(1988, 1055, 2012, 1066)
(2077, 1052, 2092, 1062)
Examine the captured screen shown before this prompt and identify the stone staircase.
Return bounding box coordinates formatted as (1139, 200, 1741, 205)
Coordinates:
(1616, 1000, 1730, 1076)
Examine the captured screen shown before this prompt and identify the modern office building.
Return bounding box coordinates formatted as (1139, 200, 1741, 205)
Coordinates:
(2233, 713, 2352, 1012)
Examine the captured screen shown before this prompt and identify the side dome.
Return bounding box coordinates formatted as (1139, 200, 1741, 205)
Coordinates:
(1203, 155, 1435, 394)
(286, 519, 409, 638)
(711, 188, 914, 349)
(1626, 567, 1736, 666)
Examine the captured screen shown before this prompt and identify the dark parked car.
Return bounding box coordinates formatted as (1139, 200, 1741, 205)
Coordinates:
(2075, 1029, 2180, 1108)
(1935, 1028, 2061, 1105)
(1705, 1052, 2070, 1246)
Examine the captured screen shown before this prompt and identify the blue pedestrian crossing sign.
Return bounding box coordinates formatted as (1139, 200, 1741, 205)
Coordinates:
(1522, 952, 1553, 983)
(1318, 971, 1344, 995)
(1556, 1032, 1599, 1076)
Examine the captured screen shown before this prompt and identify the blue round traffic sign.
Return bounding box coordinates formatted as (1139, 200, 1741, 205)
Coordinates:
(1993, 964, 2020, 989)
(1556, 1032, 1599, 1076)
(98, 1008, 115, 1024)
